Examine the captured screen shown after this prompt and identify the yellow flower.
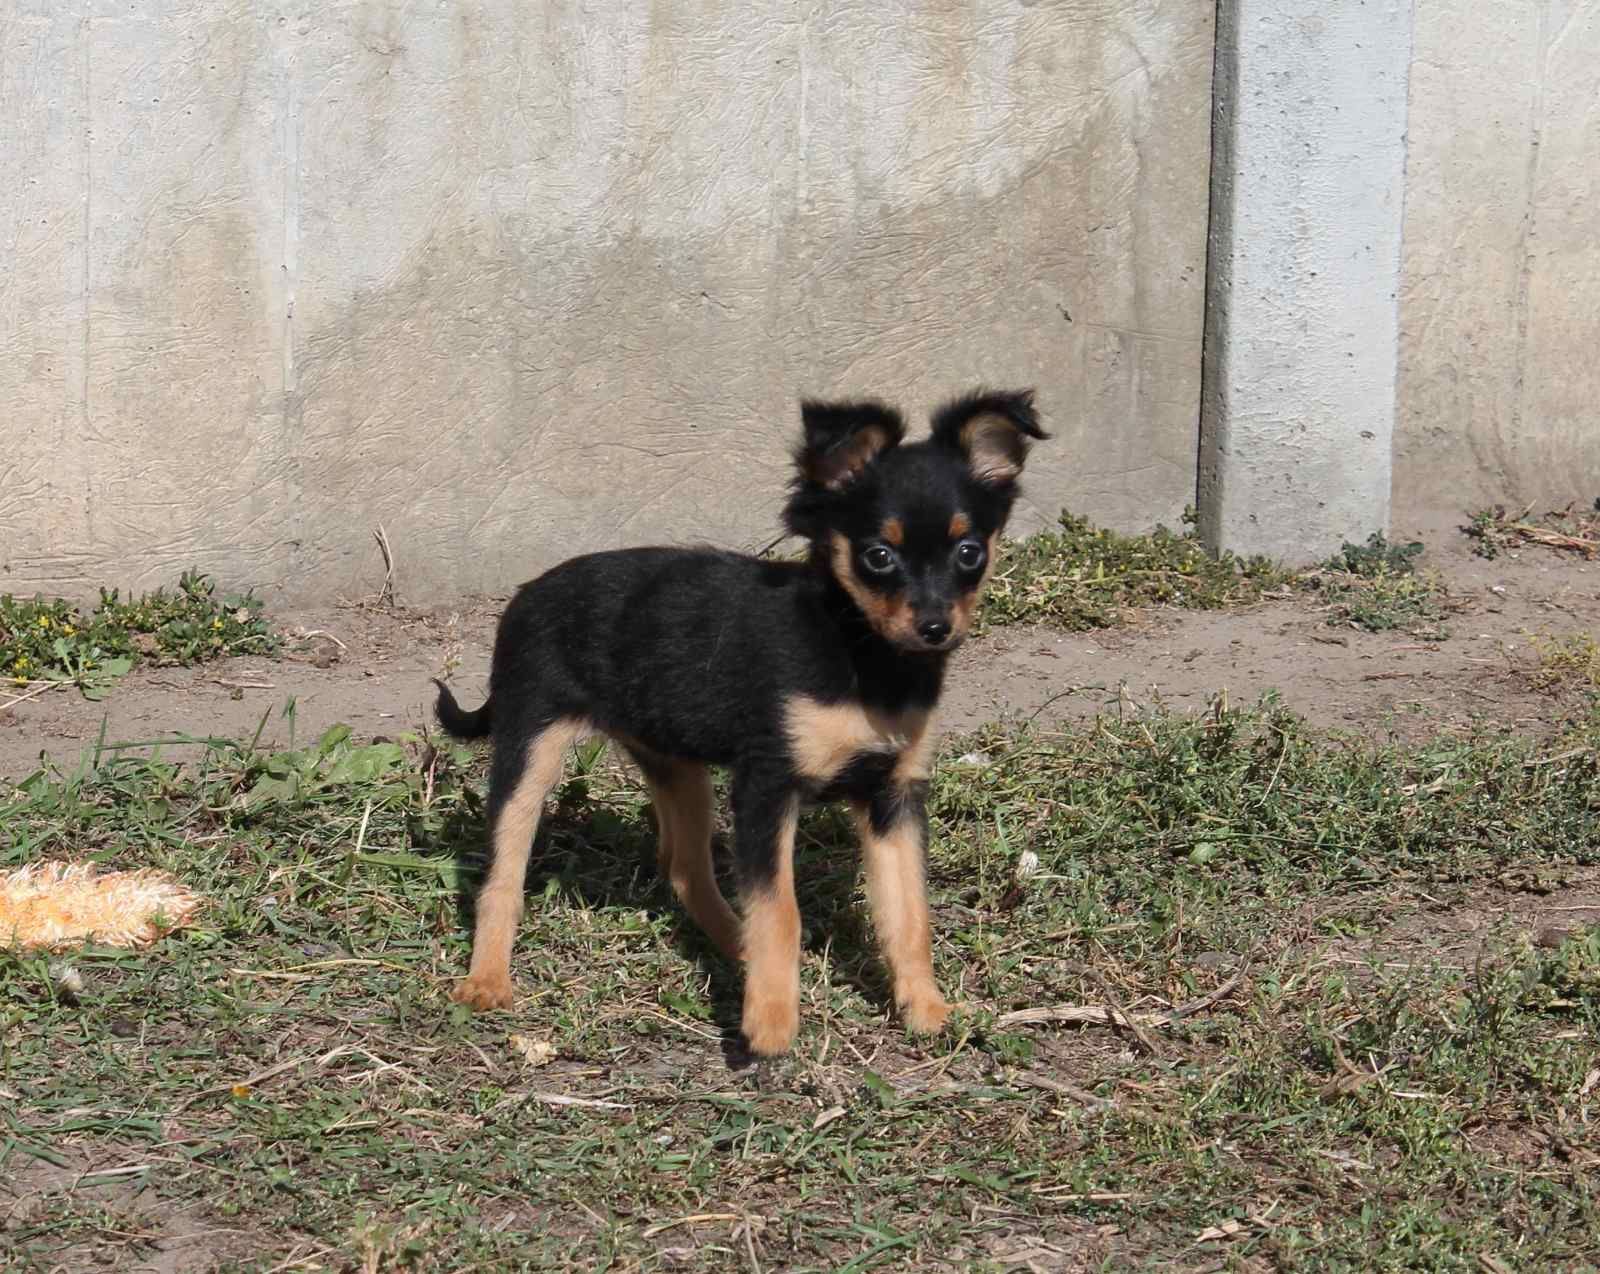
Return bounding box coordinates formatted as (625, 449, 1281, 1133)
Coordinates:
(37, 615, 50, 628)
(212, 618, 224, 630)
(63, 625, 76, 636)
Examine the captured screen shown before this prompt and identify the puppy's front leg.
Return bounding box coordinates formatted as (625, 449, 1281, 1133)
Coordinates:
(854, 783, 949, 1035)
(733, 771, 802, 1056)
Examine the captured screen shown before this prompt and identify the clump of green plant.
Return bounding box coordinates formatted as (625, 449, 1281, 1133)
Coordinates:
(1464, 498, 1600, 560)
(1, 569, 275, 695)
(1323, 531, 1425, 577)
(1523, 925, 1600, 1011)
(1307, 533, 1456, 637)
(1528, 631, 1600, 691)
(982, 509, 1287, 630)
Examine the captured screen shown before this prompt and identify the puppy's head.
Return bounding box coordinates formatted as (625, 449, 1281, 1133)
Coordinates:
(784, 389, 1047, 653)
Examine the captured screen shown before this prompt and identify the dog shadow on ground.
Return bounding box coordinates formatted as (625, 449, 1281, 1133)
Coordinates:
(431, 774, 893, 1067)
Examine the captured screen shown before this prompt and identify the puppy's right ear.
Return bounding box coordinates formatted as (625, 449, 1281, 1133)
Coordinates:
(793, 400, 906, 491)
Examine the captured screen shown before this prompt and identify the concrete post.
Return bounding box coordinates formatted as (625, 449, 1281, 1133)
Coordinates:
(1199, 0, 1415, 564)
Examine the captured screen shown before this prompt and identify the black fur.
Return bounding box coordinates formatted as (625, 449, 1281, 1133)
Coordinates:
(433, 679, 490, 738)
(437, 388, 1047, 1052)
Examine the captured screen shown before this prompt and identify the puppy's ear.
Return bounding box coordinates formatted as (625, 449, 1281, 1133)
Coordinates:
(930, 389, 1047, 486)
(794, 400, 906, 491)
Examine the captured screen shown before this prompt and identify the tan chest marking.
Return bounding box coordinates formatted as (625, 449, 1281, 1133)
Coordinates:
(784, 695, 934, 787)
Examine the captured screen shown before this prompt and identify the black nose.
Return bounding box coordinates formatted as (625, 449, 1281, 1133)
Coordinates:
(917, 619, 952, 646)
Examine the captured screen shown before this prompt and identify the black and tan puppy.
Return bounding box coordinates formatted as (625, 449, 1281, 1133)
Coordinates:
(435, 389, 1047, 1055)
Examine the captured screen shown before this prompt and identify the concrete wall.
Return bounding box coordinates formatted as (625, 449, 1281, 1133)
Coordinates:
(1396, 0, 1600, 519)
(1, 0, 1216, 604)
(1199, 0, 1411, 564)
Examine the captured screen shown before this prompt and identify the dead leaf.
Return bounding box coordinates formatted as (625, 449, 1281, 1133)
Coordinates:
(508, 1034, 555, 1067)
(1195, 1217, 1244, 1243)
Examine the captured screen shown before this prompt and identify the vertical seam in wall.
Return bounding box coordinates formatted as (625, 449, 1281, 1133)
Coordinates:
(1195, 0, 1231, 549)
(796, 3, 810, 211)
(282, 28, 302, 582)
(1383, 0, 1418, 530)
(1506, 0, 1547, 497)
(80, 5, 93, 546)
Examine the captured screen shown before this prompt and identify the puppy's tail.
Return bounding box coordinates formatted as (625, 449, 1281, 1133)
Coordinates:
(433, 678, 492, 739)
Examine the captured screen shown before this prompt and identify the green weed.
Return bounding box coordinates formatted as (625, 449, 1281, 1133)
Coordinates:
(1528, 631, 1600, 691)
(982, 509, 1287, 631)
(1303, 535, 1457, 638)
(0, 570, 275, 697)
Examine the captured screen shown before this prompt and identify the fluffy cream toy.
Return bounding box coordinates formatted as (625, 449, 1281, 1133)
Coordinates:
(0, 862, 201, 950)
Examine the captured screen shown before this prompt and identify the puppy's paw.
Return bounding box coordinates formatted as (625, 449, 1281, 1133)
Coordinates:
(899, 985, 951, 1036)
(741, 996, 799, 1057)
(451, 973, 515, 1012)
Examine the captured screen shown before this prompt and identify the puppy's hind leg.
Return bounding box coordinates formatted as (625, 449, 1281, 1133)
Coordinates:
(632, 751, 742, 962)
(453, 716, 586, 1011)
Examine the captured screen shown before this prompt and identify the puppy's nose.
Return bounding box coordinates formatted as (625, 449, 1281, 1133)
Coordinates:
(917, 619, 952, 646)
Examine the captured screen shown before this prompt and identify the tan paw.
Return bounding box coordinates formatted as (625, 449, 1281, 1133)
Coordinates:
(899, 986, 951, 1035)
(741, 996, 799, 1056)
(451, 973, 515, 1011)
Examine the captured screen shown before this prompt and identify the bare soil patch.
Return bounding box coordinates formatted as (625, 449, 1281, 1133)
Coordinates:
(4, 519, 1594, 779)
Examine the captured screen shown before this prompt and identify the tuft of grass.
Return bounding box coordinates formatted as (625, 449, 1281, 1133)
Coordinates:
(1529, 631, 1600, 691)
(2, 701, 1598, 1268)
(1306, 534, 1458, 638)
(1323, 532, 1425, 578)
(985, 519, 1461, 640)
(0, 570, 275, 697)
(1464, 499, 1600, 560)
(981, 509, 1288, 631)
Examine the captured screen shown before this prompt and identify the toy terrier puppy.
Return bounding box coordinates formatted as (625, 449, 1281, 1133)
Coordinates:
(435, 389, 1046, 1055)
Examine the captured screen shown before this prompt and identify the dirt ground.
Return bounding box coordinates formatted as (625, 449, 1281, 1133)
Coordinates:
(3, 511, 1595, 782)
(2, 513, 1597, 1273)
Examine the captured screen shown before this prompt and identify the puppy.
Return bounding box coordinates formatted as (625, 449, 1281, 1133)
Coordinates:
(435, 389, 1046, 1055)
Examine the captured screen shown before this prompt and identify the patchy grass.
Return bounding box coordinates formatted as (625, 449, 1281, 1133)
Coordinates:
(986, 518, 1463, 641)
(1305, 536, 1460, 640)
(1464, 500, 1600, 561)
(1529, 632, 1600, 692)
(982, 510, 1288, 631)
(1, 571, 276, 699)
(2, 701, 1598, 1270)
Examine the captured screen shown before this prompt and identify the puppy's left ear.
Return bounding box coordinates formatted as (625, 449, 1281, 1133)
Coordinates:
(930, 389, 1047, 486)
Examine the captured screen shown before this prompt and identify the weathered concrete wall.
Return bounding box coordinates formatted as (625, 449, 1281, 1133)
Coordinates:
(1, 0, 1215, 603)
(1199, 0, 1412, 564)
(1396, 0, 1600, 518)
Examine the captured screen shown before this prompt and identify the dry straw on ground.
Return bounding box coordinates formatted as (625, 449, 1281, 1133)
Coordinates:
(0, 861, 201, 950)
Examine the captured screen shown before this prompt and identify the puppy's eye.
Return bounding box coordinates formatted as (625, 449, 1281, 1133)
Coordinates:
(955, 540, 986, 571)
(860, 545, 897, 575)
